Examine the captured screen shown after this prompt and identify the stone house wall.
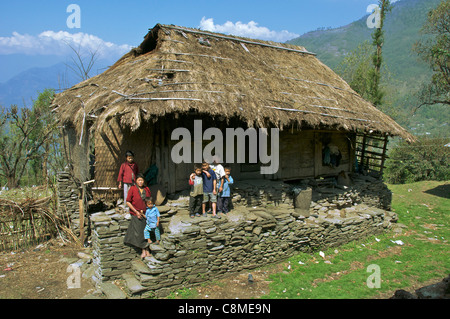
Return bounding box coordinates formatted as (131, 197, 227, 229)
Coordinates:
(85, 175, 397, 297)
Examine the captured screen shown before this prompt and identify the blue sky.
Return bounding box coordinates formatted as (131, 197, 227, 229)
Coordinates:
(0, 0, 385, 82)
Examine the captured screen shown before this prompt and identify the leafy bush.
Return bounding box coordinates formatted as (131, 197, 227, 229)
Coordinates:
(384, 136, 450, 184)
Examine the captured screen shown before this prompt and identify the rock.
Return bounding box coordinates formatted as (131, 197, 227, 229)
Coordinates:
(252, 211, 274, 221)
(77, 252, 93, 260)
(154, 252, 171, 261)
(293, 209, 310, 218)
(156, 205, 171, 213)
(181, 225, 201, 234)
(390, 289, 416, 299)
(337, 171, 352, 186)
(293, 187, 312, 210)
(122, 272, 147, 295)
(149, 244, 165, 252)
(415, 276, 450, 299)
(90, 213, 112, 223)
(99, 282, 127, 299)
(252, 226, 262, 235)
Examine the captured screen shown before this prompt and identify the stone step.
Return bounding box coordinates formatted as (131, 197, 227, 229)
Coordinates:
(99, 282, 127, 299)
(122, 272, 148, 295)
(132, 258, 164, 275)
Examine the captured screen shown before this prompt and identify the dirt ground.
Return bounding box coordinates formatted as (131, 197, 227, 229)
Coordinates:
(0, 238, 446, 299)
(0, 236, 281, 299)
(175, 265, 284, 299)
(0, 239, 96, 299)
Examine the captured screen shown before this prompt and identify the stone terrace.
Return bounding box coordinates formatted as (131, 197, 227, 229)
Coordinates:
(85, 174, 398, 297)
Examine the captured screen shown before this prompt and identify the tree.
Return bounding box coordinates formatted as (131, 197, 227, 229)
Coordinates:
(369, 0, 392, 107)
(337, 1, 392, 107)
(384, 136, 450, 184)
(414, 0, 450, 109)
(0, 89, 59, 188)
(29, 89, 64, 185)
(337, 41, 375, 101)
(64, 42, 100, 81)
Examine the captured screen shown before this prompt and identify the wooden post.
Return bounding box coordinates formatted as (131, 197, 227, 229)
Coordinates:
(314, 132, 321, 177)
(360, 134, 367, 172)
(79, 185, 85, 245)
(380, 135, 389, 175)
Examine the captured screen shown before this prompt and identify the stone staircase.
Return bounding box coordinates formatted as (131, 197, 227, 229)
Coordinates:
(120, 257, 169, 298)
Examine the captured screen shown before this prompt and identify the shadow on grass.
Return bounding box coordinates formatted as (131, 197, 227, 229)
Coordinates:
(423, 183, 450, 199)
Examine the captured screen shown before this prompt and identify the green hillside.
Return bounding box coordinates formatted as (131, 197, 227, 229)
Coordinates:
(288, 0, 448, 137)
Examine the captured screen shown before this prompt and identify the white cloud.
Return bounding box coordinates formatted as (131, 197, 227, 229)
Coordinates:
(0, 30, 132, 58)
(198, 17, 299, 42)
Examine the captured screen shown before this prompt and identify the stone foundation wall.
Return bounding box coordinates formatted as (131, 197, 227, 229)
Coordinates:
(58, 173, 397, 297)
(90, 209, 136, 284)
(56, 171, 82, 236)
(90, 204, 395, 297)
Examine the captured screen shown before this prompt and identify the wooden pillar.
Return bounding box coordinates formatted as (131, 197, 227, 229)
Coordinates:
(380, 135, 388, 175)
(79, 185, 85, 245)
(360, 134, 367, 172)
(314, 132, 321, 177)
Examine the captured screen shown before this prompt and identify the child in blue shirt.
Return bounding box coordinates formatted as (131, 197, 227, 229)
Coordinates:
(202, 161, 219, 218)
(144, 197, 160, 245)
(217, 166, 233, 215)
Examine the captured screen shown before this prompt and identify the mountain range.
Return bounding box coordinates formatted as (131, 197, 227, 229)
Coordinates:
(288, 0, 447, 137)
(0, 59, 112, 108)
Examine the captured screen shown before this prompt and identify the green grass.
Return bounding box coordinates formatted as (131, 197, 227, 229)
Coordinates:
(262, 180, 449, 299)
(0, 185, 53, 202)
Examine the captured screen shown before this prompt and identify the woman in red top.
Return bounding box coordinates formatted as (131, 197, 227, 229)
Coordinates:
(123, 174, 151, 258)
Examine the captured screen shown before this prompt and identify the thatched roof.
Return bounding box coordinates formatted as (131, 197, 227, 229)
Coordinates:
(52, 23, 414, 142)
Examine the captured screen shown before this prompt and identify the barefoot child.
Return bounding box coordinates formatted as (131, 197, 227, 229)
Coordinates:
(144, 197, 160, 245)
(217, 166, 233, 215)
(202, 161, 220, 219)
(189, 164, 203, 218)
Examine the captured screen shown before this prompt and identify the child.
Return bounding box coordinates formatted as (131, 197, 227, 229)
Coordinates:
(202, 161, 220, 219)
(217, 166, 233, 215)
(210, 155, 225, 194)
(144, 197, 160, 245)
(117, 150, 139, 202)
(189, 164, 204, 218)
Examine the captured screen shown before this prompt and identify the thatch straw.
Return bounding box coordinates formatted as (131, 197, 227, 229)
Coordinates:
(51, 23, 414, 142)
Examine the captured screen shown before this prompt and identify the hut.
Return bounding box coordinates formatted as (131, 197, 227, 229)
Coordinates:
(51, 23, 414, 199)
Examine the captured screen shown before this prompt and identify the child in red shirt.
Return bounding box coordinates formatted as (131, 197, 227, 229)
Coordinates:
(117, 151, 139, 202)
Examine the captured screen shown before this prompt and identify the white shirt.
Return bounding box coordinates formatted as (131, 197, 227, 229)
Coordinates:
(210, 164, 225, 180)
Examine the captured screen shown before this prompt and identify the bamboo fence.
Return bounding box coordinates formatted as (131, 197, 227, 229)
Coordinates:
(0, 196, 76, 251)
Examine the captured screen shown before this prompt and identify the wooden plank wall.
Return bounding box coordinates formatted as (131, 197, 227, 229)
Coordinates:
(93, 116, 356, 197)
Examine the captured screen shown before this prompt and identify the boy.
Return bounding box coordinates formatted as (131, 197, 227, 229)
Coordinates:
(117, 150, 139, 202)
(217, 166, 233, 215)
(189, 164, 203, 218)
(210, 155, 226, 195)
(202, 161, 220, 219)
(144, 197, 160, 245)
